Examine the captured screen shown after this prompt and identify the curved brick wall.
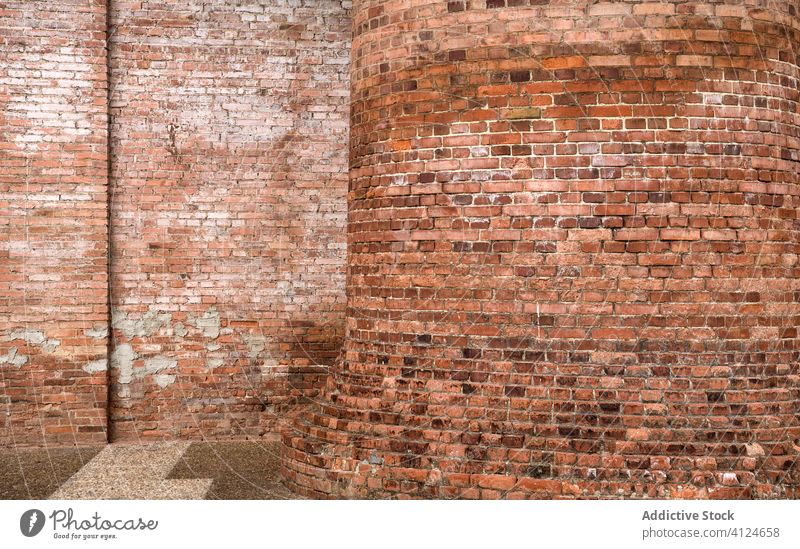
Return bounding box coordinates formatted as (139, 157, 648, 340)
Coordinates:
(283, 0, 800, 498)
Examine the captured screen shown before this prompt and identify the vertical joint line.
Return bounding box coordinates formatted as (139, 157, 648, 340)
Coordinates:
(104, 0, 114, 444)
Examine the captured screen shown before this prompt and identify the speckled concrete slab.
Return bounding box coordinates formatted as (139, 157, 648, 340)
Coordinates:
(50, 442, 212, 500)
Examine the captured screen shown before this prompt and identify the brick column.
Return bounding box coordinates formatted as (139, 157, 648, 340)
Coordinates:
(282, 0, 800, 498)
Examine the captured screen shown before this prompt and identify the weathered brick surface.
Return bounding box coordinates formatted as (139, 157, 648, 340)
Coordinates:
(1, 0, 350, 446)
(282, 0, 800, 498)
(3, 0, 800, 501)
(0, 0, 109, 446)
(107, 0, 351, 441)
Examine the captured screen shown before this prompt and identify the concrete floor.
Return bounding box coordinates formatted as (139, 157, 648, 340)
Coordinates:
(0, 441, 295, 500)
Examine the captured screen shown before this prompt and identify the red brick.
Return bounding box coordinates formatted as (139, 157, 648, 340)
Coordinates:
(283, 0, 800, 500)
(4, 0, 800, 504)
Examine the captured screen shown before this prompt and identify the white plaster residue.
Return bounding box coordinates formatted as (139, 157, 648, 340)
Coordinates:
(0, 347, 28, 367)
(7, 39, 91, 154)
(112, 309, 172, 339)
(110, 343, 136, 384)
(83, 359, 108, 373)
(41, 338, 60, 353)
(142, 356, 177, 376)
(7, 240, 92, 260)
(4, 328, 59, 353)
(189, 308, 221, 339)
(4, 329, 45, 345)
(261, 358, 279, 373)
(242, 333, 267, 359)
(84, 325, 109, 339)
(154, 374, 176, 388)
(173, 322, 188, 337)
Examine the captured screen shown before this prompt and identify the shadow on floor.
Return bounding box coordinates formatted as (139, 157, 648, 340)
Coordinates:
(0, 445, 104, 499)
(1, 441, 297, 500)
(166, 441, 295, 499)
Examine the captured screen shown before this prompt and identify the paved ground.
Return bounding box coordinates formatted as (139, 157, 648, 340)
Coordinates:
(0, 441, 295, 500)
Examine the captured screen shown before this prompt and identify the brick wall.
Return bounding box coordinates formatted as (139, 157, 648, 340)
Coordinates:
(282, 0, 800, 498)
(107, 0, 351, 441)
(3, 0, 800, 502)
(0, 0, 350, 446)
(0, 0, 109, 446)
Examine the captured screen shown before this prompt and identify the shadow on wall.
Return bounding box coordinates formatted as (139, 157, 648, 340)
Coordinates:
(107, 307, 345, 442)
(105, 0, 351, 443)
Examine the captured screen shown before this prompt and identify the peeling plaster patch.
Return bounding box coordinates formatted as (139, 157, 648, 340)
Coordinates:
(173, 323, 187, 337)
(189, 309, 221, 339)
(242, 333, 267, 359)
(112, 309, 172, 339)
(206, 343, 221, 352)
(112, 312, 138, 339)
(206, 358, 224, 370)
(154, 374, 176, 388)
(722, 472, 738, 485)
(142, 357, 177, 376)
(5, 329, 45, 345)
(111, 343, 137, 384)
(83, 359, 108, 373)
(138, 310, 172, 338)
(42, 339, 60, 353)
(0, 347, 28, 367)
(84, 325, 108, 339)
(4, 329, 59, 353)
(244, 333, 277, 373)
(111, 343, 177, 388)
